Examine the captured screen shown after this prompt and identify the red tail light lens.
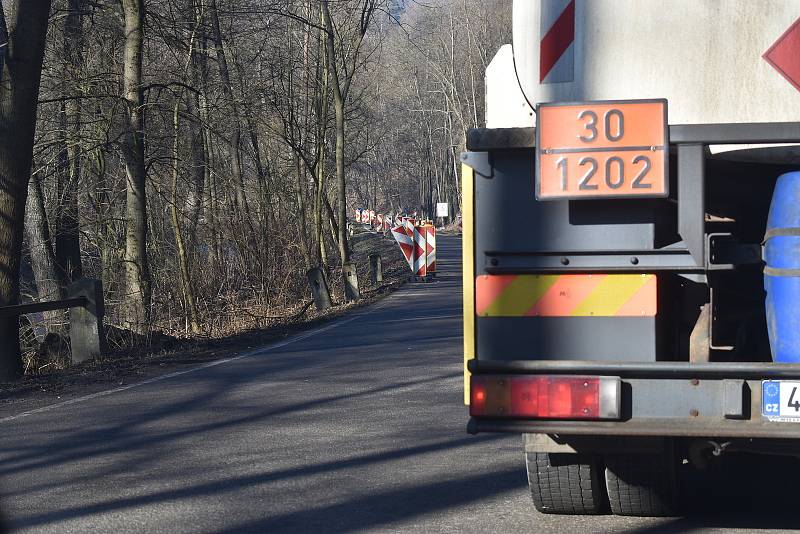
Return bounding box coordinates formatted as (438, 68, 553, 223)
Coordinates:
(471, 381, 487, 413)
(469, 375, 620, 420)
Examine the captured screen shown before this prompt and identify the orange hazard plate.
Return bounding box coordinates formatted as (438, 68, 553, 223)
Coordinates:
(535, 99, 668, 200)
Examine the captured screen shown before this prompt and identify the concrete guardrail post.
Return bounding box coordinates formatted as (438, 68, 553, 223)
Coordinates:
(67, 278, 106, 363)
(369, 254, 383, 285)
(342, 262, 360, 301)
(307, 267, 333, 312)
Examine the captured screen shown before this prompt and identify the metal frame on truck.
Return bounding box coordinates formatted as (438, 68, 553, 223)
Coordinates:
(462, 121, 800, 516)
(464, 123, 800, 273)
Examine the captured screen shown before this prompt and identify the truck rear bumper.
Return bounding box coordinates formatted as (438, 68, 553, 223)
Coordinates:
(468, 359, 800, 439)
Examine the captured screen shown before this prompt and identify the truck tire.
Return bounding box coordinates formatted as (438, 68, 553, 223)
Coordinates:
(604, 454, 678, 516)
(526, 452, 606, 515)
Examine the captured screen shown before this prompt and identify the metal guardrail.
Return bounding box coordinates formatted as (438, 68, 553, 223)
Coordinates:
(0, 297, 87, 319)
(5, 278, 106, 364)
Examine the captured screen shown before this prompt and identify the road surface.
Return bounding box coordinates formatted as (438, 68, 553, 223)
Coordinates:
(1, 236, 799, 533)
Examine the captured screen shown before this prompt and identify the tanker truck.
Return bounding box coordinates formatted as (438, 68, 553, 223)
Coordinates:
(462, 0, 800, 516)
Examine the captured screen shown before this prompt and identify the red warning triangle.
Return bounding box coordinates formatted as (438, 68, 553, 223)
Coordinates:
(764, 18, 800, 92)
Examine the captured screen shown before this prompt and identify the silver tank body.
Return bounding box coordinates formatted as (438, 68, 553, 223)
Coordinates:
(497, 0, 800, 161)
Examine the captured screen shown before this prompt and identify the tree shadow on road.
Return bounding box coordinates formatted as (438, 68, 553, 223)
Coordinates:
(7, 434, 516, 531)
(0, 369, 461, 480)
(214, 465, 526, 533)
(0, 240, 482, 531)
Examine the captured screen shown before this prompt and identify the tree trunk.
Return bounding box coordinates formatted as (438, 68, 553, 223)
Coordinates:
(182, 0, 206, 247)
(314, 20, 330, 267)
(121, 0, 152, 332)
(294, 155, 313, 270)
(202, 123, 220, 271)
(186, 91, 205, 235)
(333, 99, 348, 263)
(89, 147, 116, 288)
(243, 110, 271, 235)
(55, 0, 83, 285)
(233, 50, 271, 255)
(321, 0, 350, 266)
(209, 0, 250, 224)
(324, 193, 339, 245)
(314, 161, 327, 267)
(24, 174, 65, 327)
(194, 10, 220, 273)
(171, 101, 200, 334)
(0, 0, 53, 380)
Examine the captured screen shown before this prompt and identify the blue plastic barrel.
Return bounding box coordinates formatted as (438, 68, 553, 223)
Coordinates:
(764, 171, 800, 363)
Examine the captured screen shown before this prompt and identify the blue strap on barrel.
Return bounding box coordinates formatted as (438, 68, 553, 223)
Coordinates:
(764, 228, 800, 240)
(764, 228, 800, 276)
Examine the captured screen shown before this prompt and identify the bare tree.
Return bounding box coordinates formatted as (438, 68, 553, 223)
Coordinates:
(209, 0, 251, 230)
(55, 0, 84, 286)
(0, 0, 53, 380)
(24, 173, 64, 327)
(321, 0, 378, 271)
(121, 0, 152, 331)
(3, 0, 510, 375)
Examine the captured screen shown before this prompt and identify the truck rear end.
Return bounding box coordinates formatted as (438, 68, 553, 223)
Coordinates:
(464, 0, 800, 516)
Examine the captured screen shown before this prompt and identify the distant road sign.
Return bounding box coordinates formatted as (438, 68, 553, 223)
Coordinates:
(436, 202, 449, 218)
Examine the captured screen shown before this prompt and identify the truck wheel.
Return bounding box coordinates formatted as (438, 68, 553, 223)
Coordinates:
(604, 454, 678, 516)
(526, 452, 606, 515)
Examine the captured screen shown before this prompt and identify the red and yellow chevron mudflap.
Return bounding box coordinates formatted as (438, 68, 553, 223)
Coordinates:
(475, 274, 657, 317)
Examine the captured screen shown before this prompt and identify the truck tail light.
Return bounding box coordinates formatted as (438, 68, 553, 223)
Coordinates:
(470, 375, 621, 420)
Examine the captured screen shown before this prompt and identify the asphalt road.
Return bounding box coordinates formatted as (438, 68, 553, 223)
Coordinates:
(1, 236, 800, 533)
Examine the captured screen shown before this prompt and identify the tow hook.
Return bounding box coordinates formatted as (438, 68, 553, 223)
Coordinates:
(689, 440, 731, 469)
(709, 440, 731, 457)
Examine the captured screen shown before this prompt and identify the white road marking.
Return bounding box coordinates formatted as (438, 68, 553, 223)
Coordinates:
(372, 314, 462, 324)
(0, 292, 403, 424)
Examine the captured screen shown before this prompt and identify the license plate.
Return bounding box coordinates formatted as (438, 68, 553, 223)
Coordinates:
(762, 380, 800, 421)
(535, 99, 669, 200)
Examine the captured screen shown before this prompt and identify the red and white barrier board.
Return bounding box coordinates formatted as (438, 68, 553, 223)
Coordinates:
(391, 223, 415, 270)
(424, 225, 436, 274)
(413, 225, 427, 277)
(353, 210, 434, 278)
(389, 217, 438, 278)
